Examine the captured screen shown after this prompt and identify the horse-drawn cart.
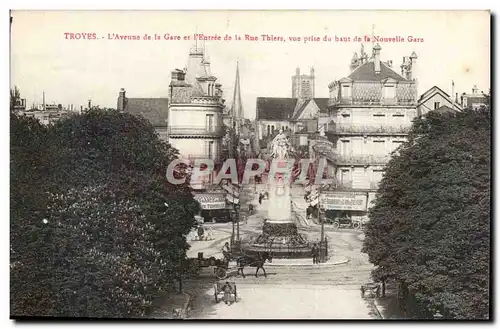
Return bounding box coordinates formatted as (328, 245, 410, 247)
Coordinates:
(214, 281, 238, 303)
(190, 252, 240, 280)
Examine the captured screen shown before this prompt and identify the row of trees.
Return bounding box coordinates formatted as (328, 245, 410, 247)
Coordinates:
(362, 106, 490, 319)
(11, 107, 199, 317)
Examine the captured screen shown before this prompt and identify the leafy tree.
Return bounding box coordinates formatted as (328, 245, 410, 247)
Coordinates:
(362, 107, 490, 319)
(11, 109, 199, 317)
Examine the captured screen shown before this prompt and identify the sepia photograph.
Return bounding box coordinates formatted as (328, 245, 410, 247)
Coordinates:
(9, 10, 491, 320)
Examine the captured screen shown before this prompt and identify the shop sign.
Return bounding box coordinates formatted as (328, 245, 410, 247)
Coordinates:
(194, 194, 227, 210)
(319, 192, 368, 211)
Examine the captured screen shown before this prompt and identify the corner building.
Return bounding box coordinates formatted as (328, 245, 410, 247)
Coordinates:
(321, 44, 418, 222)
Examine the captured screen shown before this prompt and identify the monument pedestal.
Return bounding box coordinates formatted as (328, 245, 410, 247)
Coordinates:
(248, 221, 311, 258)
(241, 131, 312, 258)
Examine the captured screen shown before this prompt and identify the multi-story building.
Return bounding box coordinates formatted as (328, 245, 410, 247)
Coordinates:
(168, 47, 226, 164)
(319, 44, 419, 222)
(117, 46, 233, 222)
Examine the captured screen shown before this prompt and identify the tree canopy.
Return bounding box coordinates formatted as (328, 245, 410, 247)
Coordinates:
(362, 107, 490, 319)
(11, 109, 199, 317)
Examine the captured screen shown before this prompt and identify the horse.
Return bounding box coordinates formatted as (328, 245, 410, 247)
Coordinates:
(236, 252, 273, 278)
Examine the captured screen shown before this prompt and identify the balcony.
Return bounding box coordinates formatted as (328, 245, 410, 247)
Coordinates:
(320, 180, 381, 191)
(190, 96, 225, 106)
(331, 124, 412, 135)
(336, 154, 391, 165)
(328, 98, 417, 107)
(169, 125, 225, 137)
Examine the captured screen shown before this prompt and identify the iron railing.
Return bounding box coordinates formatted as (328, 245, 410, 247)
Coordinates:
(336, 154, 391, 165)
(333, 124, 411, 135)
(329, 98, 417, 106)
(169, 125, 225, 136)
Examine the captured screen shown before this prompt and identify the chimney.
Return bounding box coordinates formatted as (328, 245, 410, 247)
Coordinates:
(310, 67, 315, 77)
(117, 88, 126, 111)
(373, 44, 381, 74)
(472, 85, 478, 94)
(296, 67, 300, 76)
(409, 51, 418, 80)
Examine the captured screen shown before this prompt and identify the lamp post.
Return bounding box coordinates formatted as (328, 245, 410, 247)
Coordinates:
(235, 203, 240, 249)
(319, 208, 326, 263)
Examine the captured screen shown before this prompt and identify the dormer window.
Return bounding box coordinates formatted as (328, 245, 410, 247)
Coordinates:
(342, 84, 351, 98)
(384, 85, 395, 99)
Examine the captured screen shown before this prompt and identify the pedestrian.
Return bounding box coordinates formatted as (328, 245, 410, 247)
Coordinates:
(311, 243, 319, 264)
(222, 281, 233, 305)
(207, 226, 214, 240)
(221, 242, 231, 262)
(197, 225, 205, 241)
(258, 192, 263, 205)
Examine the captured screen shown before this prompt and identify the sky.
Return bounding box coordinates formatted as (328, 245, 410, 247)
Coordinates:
(10, 10, 490, 119)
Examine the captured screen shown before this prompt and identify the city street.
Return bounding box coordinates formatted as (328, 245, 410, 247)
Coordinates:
(182, 186, 379, 319)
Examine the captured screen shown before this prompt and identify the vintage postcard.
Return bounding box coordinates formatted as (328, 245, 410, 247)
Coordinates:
(10, 10, 491, 320)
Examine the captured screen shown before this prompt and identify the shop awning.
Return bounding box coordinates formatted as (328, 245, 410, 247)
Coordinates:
(194, 193, 227, 210)
(319, 191, 368, 211)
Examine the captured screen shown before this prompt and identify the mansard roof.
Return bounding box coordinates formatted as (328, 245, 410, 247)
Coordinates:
(348, 61, 409, 82)
(257, 97, 329, 121)
(124, 98, 169, 127)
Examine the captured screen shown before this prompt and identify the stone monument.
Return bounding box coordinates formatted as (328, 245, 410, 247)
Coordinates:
(247, 129, 310, 258)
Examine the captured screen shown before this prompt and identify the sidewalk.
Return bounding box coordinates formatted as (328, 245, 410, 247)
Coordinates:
(186, 229, 231, 259)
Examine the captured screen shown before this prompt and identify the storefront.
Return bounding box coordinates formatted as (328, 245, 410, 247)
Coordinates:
(319, 191, 369, 223)
(194, 193, 232, 223)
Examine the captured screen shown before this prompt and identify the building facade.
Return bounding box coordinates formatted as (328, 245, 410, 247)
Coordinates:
(460, 85, 489, 110)
(417, 85, 462, 116)
(319, 44, 419, 223)
(168, 47, 226, 164)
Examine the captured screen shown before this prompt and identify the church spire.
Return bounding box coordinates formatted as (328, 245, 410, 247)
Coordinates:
(231, 61, 243, 121)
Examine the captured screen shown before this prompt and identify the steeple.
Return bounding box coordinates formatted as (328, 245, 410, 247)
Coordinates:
(231, 61, 244, 121)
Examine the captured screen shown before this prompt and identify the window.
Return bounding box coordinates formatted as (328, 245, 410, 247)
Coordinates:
(208, 141, 214, 158)
(267, 125, 270, 136)
(392, 113, 404, 117)
(373, 114, 386, 117)
(341, 169, 350, 185)
(434, 102, 440, 110)
(206, 114, 214, 132)
(385, 86, 395, 99)
(342, 85, 351, 98)
(341, 113, 351, 118)
(373, 140, 385, 154)
(341, 140, 350, 155)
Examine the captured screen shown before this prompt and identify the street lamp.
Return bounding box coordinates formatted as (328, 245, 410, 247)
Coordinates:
(319, 208, 326, 263)
(234, 203, 241, 250)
